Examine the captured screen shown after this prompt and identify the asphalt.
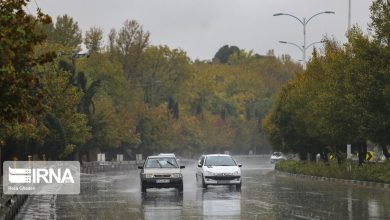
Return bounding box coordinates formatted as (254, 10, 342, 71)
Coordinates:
(16, 157, 390, 219)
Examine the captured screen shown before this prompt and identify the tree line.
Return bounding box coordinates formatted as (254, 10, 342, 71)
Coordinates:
(0, 0, 301, 161)
(263, 0, 390, 164)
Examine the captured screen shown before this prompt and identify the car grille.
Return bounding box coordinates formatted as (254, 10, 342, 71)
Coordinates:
(205, 175, 240, 180)
(154, 174, 171, 178)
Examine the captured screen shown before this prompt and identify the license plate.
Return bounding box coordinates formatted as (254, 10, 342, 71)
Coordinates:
(156, 179, 170, 183)
(217, 180, 230, 184)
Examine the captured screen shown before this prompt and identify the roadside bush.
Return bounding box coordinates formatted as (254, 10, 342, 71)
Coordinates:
(275, 160, 390, 184)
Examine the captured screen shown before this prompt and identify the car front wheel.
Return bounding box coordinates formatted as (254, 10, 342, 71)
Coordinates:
(202, 175, 207, 189)
(178, 183, 183, 193)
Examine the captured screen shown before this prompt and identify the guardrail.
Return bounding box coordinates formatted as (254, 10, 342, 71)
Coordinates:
(81, 159, 197, 174)
(0, 180, 28, 220)
(81, 161, 144, 174)
(1, 195, 28, 220)
(232, 154, 271, 158)
(177, 159, 196, 166)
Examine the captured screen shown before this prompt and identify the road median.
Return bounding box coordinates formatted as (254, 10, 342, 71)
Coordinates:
(275, 160, 390, 189)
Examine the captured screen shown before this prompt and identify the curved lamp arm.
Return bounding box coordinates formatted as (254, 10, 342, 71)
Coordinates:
(273, 13, 304, 25)
(306, 41, 325, 49)
(306, 11, 335, 25)
(279, 41, 303, 52)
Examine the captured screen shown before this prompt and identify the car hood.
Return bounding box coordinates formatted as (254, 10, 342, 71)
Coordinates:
(143, 168, 181, 174)
(203, 166, 240, 173)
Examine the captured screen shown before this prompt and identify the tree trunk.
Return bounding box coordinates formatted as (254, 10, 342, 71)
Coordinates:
(0, 146, 2, 177)
(299, 152, 307, 161)
(321, 151, 329, 162)
(336, 151, 343, 165)
(310, 153, 317, 162)
(358, 142, 367, 166)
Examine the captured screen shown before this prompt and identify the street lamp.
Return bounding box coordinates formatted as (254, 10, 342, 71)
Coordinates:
(278, 40, 325, 64)
(274, 11, 335, 68)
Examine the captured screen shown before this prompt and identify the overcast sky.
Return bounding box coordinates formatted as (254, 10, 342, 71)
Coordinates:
(30, 0, 373, 61)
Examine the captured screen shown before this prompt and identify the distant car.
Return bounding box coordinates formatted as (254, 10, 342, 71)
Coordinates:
(196, 154, 242, 189)
(139, 155, 185, 193)
(270, 152, 286, 164)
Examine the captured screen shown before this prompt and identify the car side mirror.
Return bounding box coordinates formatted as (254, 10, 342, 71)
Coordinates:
(198, 164, 202, 168)
(138, 166, 143, 169)
(238, 164, 242, 167)
(180, 165, 185, 169)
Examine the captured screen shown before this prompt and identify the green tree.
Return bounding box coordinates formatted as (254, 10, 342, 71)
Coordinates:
(213, 45, 240, 64)
(85, 27, 103, 53)
(39, 64, 91, 159)
(115, 20, 150, 81)
(263, 3, 390, 163)
(0, 0, 54, 146)
(139, 46, 191, 116)
(52, 14, 82, 48)
(370, 0, 390, 46)
(363, 0, 390, 157)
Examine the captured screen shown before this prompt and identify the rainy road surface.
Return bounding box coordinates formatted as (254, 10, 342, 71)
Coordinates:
(16, 157, 390, 219)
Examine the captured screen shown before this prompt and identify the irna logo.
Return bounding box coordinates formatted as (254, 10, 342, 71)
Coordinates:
(8, 167, 75, 184)
(4, 161, 80, 195)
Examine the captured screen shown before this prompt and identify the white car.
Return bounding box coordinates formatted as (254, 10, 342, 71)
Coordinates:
(270, 152, 286, 164)
(196, 154, 242, 189)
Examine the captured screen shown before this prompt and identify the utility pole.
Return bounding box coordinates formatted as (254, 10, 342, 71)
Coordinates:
(348, 0, 352, 31)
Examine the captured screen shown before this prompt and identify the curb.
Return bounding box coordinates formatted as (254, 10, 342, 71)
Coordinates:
(275, 170, 390, 190)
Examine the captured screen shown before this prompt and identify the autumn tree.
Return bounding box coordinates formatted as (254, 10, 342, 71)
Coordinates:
(1, 4, 302, 160)
(39, 64, 90, 159)
(114, 20, 150, 81)
(263, 0, 390, 163)
(51, 14, 82, 48)
(85, 27, 104, 53)
(139, 46, 191, 117)
(213, 45, 240, 64)
(0, 0, 54, 156)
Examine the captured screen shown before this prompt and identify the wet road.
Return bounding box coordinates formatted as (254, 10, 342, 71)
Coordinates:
(17, 157, 390, 219)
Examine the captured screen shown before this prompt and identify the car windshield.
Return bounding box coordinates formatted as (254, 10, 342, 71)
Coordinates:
(204, 156, 236, 166)
(145, 157, 178, 168)
(272, 152, 282, 156)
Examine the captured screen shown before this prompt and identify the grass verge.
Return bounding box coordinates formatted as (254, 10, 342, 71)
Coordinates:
(275, 160, 390, 184)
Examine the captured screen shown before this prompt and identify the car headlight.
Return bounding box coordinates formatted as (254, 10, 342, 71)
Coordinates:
(233, 170, 240, 175)
(143, 174, 153, 178)
(171, 173, 182, 178)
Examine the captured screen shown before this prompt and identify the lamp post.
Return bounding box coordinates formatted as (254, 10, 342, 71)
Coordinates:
(348, 0, 351, 31)
(274, 11, 335, 68)
(278, 40, 325, 64)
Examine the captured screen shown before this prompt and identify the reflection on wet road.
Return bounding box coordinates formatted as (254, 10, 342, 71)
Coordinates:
(17, 157, 390, 219)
